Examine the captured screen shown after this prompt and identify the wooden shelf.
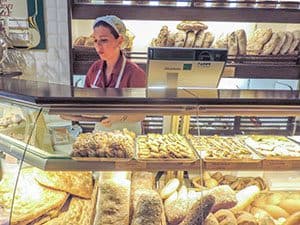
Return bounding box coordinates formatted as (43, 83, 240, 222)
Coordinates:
(72, 3, 300, 23)
(72, 48, 300, 79)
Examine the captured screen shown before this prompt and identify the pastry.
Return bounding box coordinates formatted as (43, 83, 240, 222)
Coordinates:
(231, 185, 260, 213)
(283, 212, 300, 225)
(279, 199, 300, 214)
(272, 31, 286, 55)
(261, 32, 281, 55)
(260, 205, 290, 219)
(204, 214, 219, 225)
(214, 209, 237, 225)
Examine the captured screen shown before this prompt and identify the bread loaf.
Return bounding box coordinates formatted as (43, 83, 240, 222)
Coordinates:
(236, 29, 247, 55)
(131, 190, 164, 225)
(194, 31, 206, 47)
(202, 32, 214, 48)
(288, 39, 299, 55)
(185, 31, 196, 47)
(213, 34, 228, 49)
(179, 195, 215, 225)
(177, 21, 208, 32)
(272, 32, 286, 55)
(94, 178, 130, 225)
(231, 185, 260, 212)
(247, 28, 272, 55)
(166, 32, 176, 47)
(174, 31, 187, 47)
(228, 31, 238, 55)
(261, 32, 281, 55)
(280, 31, 293, 55)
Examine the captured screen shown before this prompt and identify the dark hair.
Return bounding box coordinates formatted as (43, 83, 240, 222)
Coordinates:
(93, 21, 119, 39)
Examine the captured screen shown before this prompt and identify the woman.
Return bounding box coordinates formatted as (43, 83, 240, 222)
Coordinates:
(84, 15, 146, 132)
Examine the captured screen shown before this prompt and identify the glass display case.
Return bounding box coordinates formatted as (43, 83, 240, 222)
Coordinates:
(0, 77, 300, 224)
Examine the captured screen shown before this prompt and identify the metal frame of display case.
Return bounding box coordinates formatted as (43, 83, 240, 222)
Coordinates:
(0, 78, 300, 171)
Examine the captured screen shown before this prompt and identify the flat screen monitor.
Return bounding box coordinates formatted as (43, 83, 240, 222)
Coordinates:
(147, 47, 227, 89)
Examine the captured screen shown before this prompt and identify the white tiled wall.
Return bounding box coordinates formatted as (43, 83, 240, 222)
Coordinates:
(25, 0, 70, 85)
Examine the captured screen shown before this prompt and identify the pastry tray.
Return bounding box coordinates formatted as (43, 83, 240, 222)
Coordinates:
(187, 135, 262, 161)
(135, 135, 199, 162)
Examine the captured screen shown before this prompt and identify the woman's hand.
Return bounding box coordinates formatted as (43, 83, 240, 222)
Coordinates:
(100, 115, 124, 128)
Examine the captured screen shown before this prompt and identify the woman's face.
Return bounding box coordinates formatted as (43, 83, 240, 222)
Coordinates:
(93, 26, 123, 61)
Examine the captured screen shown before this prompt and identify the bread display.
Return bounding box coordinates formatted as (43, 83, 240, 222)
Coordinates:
(94, 178, 131, 225)
(71, 129, 135, 158)
(34, 170, 93, 199)
(243, 135, 300, 157)
(137, 133, 196, 159)
(187, 135, 259, 160)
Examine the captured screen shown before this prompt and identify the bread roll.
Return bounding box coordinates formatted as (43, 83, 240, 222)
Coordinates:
(228, 31, 238, 55)
(260, 205, 290, 219)
(174, 31, 187, 47)
(214, 209, 237, 225)
(236, 29, 247, 55)
(266, 192, 284, 205)
(231, 185, 260, 213)
(185, 31, 196, 47)
(204, 214, 219, 225)
(179, 195, 215, 225)
(194, 31, 206, 47)
(202, 32, 214, 48)
(272, 32, 286, 55)
(283, 212, 300, 225)
(280, 31, 293, 55)
(131, 190, 164, 225)
(261, 32, 281, 55)
(160, 178, 180, 200)
(279, 199, 300, 214)
(257, 214, 275, 225)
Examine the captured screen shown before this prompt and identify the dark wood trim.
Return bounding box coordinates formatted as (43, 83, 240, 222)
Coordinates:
(72, 4, 299, 23)
(68, 0, 74, 86)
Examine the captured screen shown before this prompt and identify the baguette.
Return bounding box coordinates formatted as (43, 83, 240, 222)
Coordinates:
(160, 178, 180, 200)
(179, 195, 215, 225)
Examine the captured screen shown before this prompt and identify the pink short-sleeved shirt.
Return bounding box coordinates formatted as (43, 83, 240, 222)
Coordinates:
(84, 54, 146, 88)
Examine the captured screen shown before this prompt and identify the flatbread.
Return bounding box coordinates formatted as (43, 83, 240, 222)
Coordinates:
(43, 196, 95, 225)
(0, 168, 68, 225)
(35, 170, 93, 199)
